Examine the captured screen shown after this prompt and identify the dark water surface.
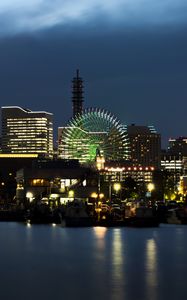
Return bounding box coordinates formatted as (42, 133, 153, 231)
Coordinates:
(0, 223, 187, 300)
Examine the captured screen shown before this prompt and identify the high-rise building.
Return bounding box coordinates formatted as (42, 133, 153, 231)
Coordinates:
(127, 124, 161, 168)
(72, 69, 84, 117)
(1, 106, 53, 158)
(161, 137, 187, 187)
(168, 137, 187, 156)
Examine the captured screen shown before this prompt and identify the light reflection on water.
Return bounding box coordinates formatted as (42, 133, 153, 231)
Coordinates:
(111, 229, 125, 300)
(93, 226, 107, 256)
(146, 238, 158, 300)
(112, 229, 123, 268)
(93, 226, 107, 239)
(0, 224, 187, 300)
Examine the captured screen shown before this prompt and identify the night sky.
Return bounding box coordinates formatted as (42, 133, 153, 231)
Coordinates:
(0, 1, 187, 147)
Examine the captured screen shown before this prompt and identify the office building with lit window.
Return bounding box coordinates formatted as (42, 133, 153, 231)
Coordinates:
(161, 152, 183, 187)
(1, 106, 53, 158)
(127, 124, 161, 168)
(168, 137, 187, 156)
(160, 137, 187, 187)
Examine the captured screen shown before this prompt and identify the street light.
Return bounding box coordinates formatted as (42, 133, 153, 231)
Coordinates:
(90, 192, 105, 201)
(90, 192, 105, 208)
(26, 191, 34, 203)
(113, 183, 121, 192)
(147, 183, 155, 193)
(146, 183, 155, 204)
(68, 190, 74, 199)
(113, 182, 122, 203)
(91, 192, 98, 199)
(99, 193, 104, 200)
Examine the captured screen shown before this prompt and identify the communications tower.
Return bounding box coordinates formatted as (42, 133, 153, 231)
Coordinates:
(72, 69, 84, 117)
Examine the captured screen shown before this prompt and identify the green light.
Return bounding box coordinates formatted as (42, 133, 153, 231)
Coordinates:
(59, 108, 129, 163)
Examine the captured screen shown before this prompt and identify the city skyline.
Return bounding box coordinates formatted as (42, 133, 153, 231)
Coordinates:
(0, 1, 187, 147)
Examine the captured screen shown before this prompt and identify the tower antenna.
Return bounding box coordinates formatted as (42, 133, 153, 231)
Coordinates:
(72, 69, 84, 118)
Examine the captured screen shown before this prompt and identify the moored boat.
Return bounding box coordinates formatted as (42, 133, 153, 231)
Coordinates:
(64, 200, 93, 227)
(128, 207, 159, 227)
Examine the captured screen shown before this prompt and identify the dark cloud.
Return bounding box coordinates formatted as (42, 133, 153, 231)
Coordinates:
(1, 1, 187, 35)
(0, 21, 187, 147)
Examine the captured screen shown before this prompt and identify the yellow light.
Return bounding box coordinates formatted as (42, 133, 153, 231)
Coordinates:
(178, 185, 182, 193)
(113, 183, 121, 192)
(27, 220, 31, 227)
(91, 192, 98, 199)
(50, 194, 59, 199)
(96, 156, 105, 170)
(147, 183, 155, 192)
(93, 227, 107, 238)
(68, 190, 74, 198)
(26, 192, 33, 199)
(170, 193, 176, 201)
(99, 193, 104, 199)
(0, 154, 38, 158)
(97, 162, 102, 170)
(107, 167, 124, 172)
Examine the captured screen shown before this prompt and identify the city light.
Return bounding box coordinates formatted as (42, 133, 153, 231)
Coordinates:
(147, 183, 155, 192)
(113, 183, 121, 192)
(68, 190, 74, 198)
(91, 192, 98, 199)
(99, 193, 104, 199)
(26, 192, 34, 202)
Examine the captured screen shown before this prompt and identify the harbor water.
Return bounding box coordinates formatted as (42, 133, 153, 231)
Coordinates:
(0, 223, 187, 300)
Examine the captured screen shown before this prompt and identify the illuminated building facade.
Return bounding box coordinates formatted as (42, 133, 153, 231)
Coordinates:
(16, 160, 98, 203)
(101, 166, 154, 184)
(161, 151, 187, 188)
(1, 106, 53, 158)
(127, 124, 161, 168)
(161, 154, 183, 173)
(161, 136, 187, 187)
(58, 108, 129, 163)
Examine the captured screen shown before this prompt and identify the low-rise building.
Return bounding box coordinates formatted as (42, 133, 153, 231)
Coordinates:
(16, 159, 98, 204)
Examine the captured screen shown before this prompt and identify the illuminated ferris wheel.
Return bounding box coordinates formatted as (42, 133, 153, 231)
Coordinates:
(59, 108, 129, 163)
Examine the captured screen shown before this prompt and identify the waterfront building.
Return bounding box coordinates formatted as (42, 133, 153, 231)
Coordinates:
(98, 162, 155, 200)
(58, 108, 129, 163)
(16, 159, 98, 203)
(0, 153, 39, 201)
(127, 124, 161, 168)
(1, 106, 53, 158)
(101, 165, 154, 185)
